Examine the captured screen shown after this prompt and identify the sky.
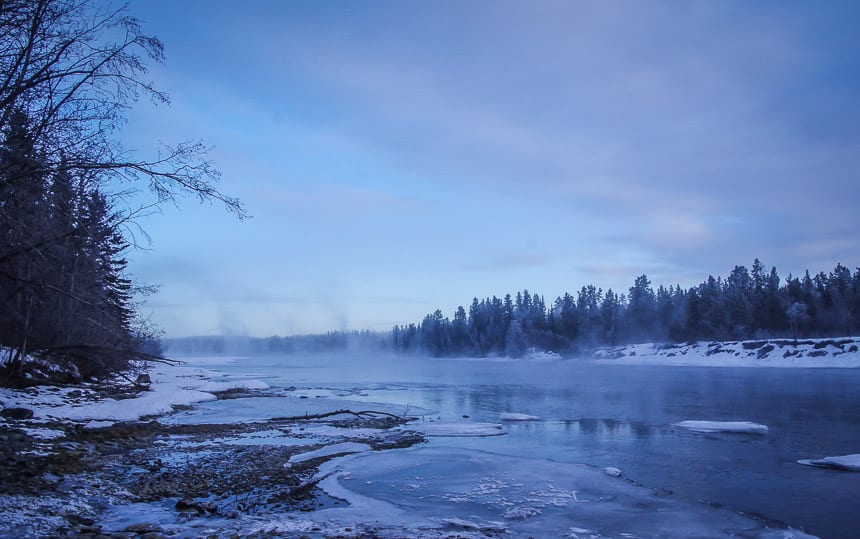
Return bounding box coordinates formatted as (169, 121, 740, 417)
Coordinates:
(114, 0, 860, 338)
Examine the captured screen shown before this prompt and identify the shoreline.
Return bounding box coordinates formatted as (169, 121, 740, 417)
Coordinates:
(0, 363, 425, 538)
(0, 346, 851, 537)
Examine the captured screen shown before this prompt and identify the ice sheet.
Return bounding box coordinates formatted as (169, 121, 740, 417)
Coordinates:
(500, 412, 540, 421)
(673, 420, 769, 435)
(288, 442, 372, 465)
(407, 421, 506, 437)
(306, 445, 809, 538)
(798, 454, 860, 471)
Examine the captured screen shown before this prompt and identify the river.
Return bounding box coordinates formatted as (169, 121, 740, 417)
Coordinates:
(177, 352, 860, 538)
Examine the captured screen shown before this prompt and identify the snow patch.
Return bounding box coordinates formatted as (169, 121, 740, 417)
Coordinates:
(591, 337, 860, 368)
(603, 467, 622, 477)
(0, 363, 271, 424)
(21, 427, 64, 440)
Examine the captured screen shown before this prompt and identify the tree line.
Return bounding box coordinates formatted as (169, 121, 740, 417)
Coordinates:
(392, 260, 860, 357)
(0, 1, 240, 383)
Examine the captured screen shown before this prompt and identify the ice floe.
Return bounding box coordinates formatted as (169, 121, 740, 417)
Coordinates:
(408, 421, 506, 437)
(797, 454, 860, 471)
(673, 420, 769, 435)
(500, 412, 540, 421)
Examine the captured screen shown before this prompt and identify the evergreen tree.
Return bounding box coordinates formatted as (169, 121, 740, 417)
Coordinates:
(628, 275, 656, 341)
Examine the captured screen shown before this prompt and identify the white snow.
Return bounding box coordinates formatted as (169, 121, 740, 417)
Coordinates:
(500, 412, 540, 421)
(603, 467, 622, 477)
(590, 337, 860, 368)
(797, 454, 860, 471)
(82, 420, 115, 429)
(21, 427, 65, 440)
(673, 420, 769, 435)
(0, 363, 270, 424)
(287, 442, 372, 465)
(408, 421, 506, 437)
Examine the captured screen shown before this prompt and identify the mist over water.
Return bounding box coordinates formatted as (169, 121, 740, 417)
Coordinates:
(180, 351, 860, 538)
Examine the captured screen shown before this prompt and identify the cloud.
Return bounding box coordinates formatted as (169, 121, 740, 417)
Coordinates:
(123, 1, 860, 335)
(460, 252, 554, 272)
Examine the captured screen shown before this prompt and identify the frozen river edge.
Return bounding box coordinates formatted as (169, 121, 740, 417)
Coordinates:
(0, 362, 436, 538)
(0, 359, 826, 538)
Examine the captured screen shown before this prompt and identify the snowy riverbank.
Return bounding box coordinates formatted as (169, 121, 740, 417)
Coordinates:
(0, 360, 423, 538)
(590, 336, 860, 367)
(0, 361, 270, 427)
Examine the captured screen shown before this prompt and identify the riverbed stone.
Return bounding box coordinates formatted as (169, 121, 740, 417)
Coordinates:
(124, 522, 161, 533)
(1, 407, 33, 420)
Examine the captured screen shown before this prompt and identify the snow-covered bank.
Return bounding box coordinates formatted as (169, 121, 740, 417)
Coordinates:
(590, 337, 860, 367)
(0, 362, 270, 427)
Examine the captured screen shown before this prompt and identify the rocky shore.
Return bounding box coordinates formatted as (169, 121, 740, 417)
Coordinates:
(0, 385, 425, 539)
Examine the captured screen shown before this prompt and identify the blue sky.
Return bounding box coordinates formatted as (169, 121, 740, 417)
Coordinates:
(118, 1, 860, 337)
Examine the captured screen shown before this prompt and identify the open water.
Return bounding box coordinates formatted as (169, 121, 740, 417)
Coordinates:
(182, 352, 860, 538)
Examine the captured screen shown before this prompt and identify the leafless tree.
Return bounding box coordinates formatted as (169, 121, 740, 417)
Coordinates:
(0, 0, 244, 382)
(0, 0, 245, 217)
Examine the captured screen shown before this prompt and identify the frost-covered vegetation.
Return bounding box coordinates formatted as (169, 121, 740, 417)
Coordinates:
(394, 260, 860, 357)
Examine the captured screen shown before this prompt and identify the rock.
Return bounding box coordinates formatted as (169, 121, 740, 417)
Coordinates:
(175, 496, 217, 515)
(124, 522, 161, 533)
(67, 389, 82, 398)
(136, 373, 152, 386)
(1, 407, 34, 420)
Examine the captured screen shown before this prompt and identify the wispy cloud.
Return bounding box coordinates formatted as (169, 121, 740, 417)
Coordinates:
(123, 1, 860, 335)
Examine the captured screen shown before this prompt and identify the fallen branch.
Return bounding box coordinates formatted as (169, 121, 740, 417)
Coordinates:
(271, 409, 404, 421)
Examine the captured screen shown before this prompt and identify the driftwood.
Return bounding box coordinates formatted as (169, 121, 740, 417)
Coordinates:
(271, 409, 404, 421)
(35, 345, 182, 366)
